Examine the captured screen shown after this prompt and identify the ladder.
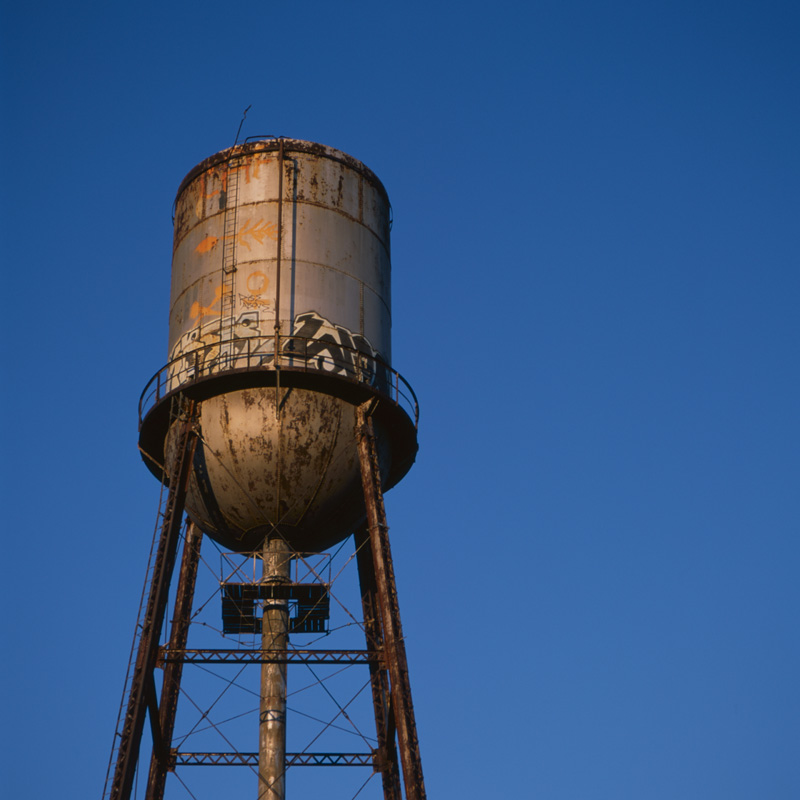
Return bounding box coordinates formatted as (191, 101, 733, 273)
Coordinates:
(219, 153, 243, 367)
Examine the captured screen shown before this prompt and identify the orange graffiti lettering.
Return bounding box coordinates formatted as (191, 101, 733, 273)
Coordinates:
(189, 285, 230, 320)
(246, 271, 269, 294)
(195, 218, 277, 254)
(195, 235, 219, 254)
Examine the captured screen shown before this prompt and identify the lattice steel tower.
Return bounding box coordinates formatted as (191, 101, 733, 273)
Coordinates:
(103, 139, 425, 800)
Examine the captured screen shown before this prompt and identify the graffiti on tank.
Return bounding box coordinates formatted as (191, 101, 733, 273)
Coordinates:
(168, 311, 389, 394)
(173, 155, 275, 249)
(195, 219, 277, 254)
(186, 270, 270, 323)
(190, 284, 230, 321)
(239, 271, 271, 309)
(286, 312, 388, 385)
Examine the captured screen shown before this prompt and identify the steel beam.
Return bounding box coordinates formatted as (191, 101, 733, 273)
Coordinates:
(259, 536, 292, 800)
(109, 400, 198, 800)
(356, 524, 402, 800)
(146, 522, 203, 800)
(356, 403, 427, 800)
(174, 753, 374, 767)
(159, 649, 378, 665)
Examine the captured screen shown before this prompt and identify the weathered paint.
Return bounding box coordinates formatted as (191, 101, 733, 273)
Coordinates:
(169, 139, 392, 373)
(259, 536, 291, 800)
(159, 140, 402, 554)
(165, 384, 391, 553)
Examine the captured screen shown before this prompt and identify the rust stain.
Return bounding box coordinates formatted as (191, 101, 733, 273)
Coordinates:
(195, 158, 269, 209)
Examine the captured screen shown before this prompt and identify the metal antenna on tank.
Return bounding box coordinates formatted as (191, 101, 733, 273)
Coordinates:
(234, 104, 252, 146)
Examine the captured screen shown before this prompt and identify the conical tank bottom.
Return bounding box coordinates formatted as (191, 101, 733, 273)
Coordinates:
(165, 387, 390, 553)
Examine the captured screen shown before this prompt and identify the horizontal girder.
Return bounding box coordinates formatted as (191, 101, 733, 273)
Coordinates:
(158, 648, 380, 665)
(174, 752, 375, 767)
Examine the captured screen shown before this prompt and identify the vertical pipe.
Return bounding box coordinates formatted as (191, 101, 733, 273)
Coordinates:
(274, 139, 284, 361)
(274, 140, 285, 416)
(259, 536, 291, 800)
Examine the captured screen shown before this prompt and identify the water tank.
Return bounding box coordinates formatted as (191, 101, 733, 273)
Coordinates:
(139, 139, 417, 553)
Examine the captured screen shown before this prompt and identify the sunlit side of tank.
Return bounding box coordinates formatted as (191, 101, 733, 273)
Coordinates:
(169, 139, 392, 377)
(156, 140, 406, 553)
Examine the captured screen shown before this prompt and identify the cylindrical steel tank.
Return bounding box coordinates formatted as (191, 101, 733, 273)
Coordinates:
(139, 139, 417, 553)
(169, 138, 392, 379)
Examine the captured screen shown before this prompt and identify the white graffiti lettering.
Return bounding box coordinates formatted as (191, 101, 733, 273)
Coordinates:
(167, 312, 389, 393)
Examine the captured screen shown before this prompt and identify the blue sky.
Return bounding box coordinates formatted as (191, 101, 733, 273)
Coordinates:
(1, 1, 798, 798)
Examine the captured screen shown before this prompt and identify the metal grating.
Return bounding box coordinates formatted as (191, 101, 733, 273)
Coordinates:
(221, 582, 330, 634)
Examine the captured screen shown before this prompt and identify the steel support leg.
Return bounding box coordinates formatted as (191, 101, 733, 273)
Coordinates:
(109, 400, 198, 800)
(355, 524, 402, 800)
(145, 522, 203, 800)
(355, 403, 427, 800)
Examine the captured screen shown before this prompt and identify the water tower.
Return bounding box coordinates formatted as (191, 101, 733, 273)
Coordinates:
(103, 138, 426, 800)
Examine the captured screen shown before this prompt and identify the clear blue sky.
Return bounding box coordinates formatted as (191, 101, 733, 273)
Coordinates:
(1, 1, 798, 798)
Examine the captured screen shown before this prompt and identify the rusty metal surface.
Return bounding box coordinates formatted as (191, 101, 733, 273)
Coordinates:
(169, 139, 392, 385)
(142, 139, 417, 555)
(173, 752, 375, 768)
(159, 649, 379, 665)
(109, 401, 198, 800)
(260, 537, 292, 800)
(356, 404, 427, 800)
(117, 140, 427, 800)
(175, 139, 389, 206)
(142, 331, 418, 424)
(138, 368, 419, 551)
(356, 525, 402, 800)
(146, 523, 202, 800)
(163, 386, 390, 553)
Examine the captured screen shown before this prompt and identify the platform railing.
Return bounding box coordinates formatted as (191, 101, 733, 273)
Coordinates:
(139, 333, 419, 429)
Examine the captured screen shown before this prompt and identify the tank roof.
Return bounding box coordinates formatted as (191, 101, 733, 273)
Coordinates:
(175, 138, 389, 205)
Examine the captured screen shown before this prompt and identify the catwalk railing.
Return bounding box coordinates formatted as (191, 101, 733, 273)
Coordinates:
(139, 333, 418, 428)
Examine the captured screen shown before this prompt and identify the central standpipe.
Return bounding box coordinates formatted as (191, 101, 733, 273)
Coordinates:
(259, 536, 292, 800)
